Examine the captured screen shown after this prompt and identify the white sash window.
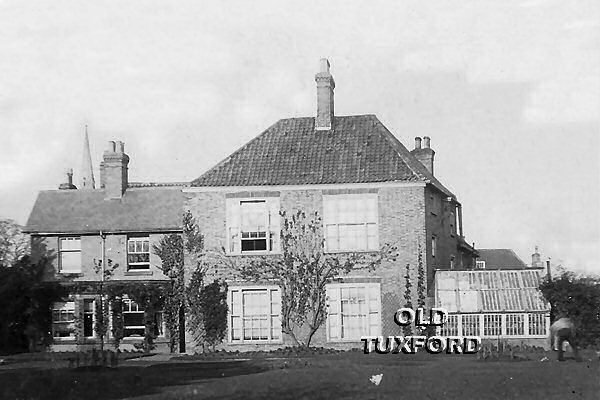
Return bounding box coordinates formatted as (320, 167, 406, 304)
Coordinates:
(226, 197, 280, 254)
(326, 283, 381, 341)
(323, 194, 379, 252)
(59, 237, 81, 273)
(229, 287, 281, 342)
(52, 301, 76, 339)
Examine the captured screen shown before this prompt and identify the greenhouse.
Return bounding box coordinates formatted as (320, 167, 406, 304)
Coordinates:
(434, 269, 550, 346)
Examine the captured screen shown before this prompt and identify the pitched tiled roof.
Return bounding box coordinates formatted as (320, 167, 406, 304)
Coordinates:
(477, 249, 528, 270)
(24, 187, 183, 234)
(191, 115, 455, 198)
(435, 269, 549, 313)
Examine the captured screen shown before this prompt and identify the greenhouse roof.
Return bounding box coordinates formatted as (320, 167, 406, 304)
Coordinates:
(434, 269, 550, 313)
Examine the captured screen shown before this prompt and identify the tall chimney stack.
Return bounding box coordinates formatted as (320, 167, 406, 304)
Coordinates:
(411, 136, 435, 175)
(99, 140, 129, 199)
(315, 58, 335, 130)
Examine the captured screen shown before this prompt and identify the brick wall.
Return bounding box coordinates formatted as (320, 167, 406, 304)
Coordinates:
(184, 183, 428, 351)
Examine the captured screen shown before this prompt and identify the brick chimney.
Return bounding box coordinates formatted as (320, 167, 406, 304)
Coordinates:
(58, 168, 77, 190)
(99, 140, 129, 199)
(531, 246, 543, 268)
(315, 58, 335, 130)
(411, 136, 435, 175)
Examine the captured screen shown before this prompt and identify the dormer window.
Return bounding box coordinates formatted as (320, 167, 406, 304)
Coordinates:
(476, 260, 486, 269)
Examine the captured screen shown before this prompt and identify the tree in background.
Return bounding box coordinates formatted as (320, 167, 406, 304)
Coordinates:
(237, 210, 396, 347)
(539, 270, 600, 347)
(0, 219, 29, 268)
(0, 255, 67, 353)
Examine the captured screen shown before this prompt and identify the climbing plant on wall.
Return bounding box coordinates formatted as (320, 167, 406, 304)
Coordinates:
(153, 233, 185, 353)
(181, 210, 229, 352)
(403, 262, 413, 336)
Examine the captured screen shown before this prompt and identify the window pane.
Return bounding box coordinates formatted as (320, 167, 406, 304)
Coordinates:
(60, 237, 81, 250)
(124, 312, 144, 327)
(60, 251, 81, 271)
(240, 201, 267, 230)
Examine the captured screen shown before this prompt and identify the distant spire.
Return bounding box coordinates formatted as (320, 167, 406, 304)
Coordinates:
(81, 125, 95, 189)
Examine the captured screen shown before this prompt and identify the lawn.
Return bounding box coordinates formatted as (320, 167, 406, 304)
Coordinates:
(0, 351, 598, 400)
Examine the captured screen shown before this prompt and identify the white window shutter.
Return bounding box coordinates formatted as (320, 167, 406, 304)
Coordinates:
(226, 198, 241, 254)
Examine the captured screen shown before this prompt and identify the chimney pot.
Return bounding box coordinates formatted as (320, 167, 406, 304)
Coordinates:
(107, 141, 116, 152)
(66, 168, 73, 185)
(423, 136, 431, 149)
(319, 58, 330, 73)
(414, 137, 422, 150)
(116, 141, 125, 153)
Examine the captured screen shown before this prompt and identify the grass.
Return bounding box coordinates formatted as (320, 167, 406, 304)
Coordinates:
(0, 350, 598, 399)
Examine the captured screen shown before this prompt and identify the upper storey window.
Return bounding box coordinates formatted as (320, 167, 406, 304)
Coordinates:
(127, 237, 150, 270)
(59, 237, 81, 273)
(226, 198, 281, 254)
(323, 194, 379, 252)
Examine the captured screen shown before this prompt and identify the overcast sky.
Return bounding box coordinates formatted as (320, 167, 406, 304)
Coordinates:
(1, 0, 598, 274)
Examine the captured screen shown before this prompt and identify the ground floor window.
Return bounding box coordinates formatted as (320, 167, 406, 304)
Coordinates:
(52, 301, 75, 338)
(229, 287, 281, 342)
(326, 283, 381, 341)
(83, 299, 95, 338)
(122, 297, 165, 338)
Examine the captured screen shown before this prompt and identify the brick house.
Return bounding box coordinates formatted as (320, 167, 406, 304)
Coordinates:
(184, 59, 478, 351)
(24, 140, 184, 352)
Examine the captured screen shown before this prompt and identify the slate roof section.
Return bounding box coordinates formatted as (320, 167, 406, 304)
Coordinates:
(435, 269, 549, 313)
(477, 249, 528, 270)
(191, 115, 455, 198)
(24, 187, 183, 234)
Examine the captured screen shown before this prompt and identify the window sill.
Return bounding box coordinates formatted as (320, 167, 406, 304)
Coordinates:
(226, 252, 282, 257)
(124, 270, 153, 276)
(58, 271, 83, 276)
(228, 340, 283, 345)
(53, 337, 77, 342)
(326, 339, 368, 343)
(324, 250, 380, 255)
